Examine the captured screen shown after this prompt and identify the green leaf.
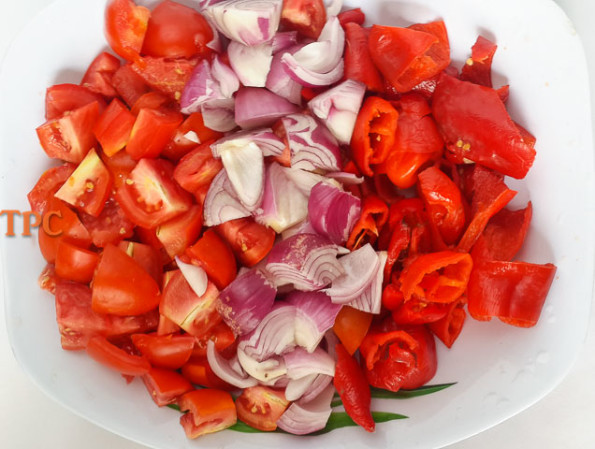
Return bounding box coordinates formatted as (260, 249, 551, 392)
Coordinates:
(310, 411, 408, 435)
(228, 420, 288, 434)
(371, 382, 456, 400)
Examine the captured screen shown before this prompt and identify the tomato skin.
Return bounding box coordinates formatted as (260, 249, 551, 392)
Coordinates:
(235, 386, 290, 432)
(117, 240, 163, 286)
(332, 306, 373, 355)
(163, 113, 223, 162)
(27, 163, 76, 215)
(156, 204, 203, 259)
(131, 56, 197, 97)
(45, 83, 107, 121)
(55, 241, 99, 284)
(87, 335, 151, 376)
(214, 218, 276, 268)
(126, 108, 184, 159)
(112, 63, 152, 107)
(281, 0, 326, 39)
(131, 333, 195, 370)
(104, 0, 150, 62)
(178, 389, 237, 439)
(181, 357, 236, 390)
(79, 197, 135, 248)
(36, 101, 101, 164)
(173, 141, 223, 194)
(81, 51, 121, 97)
(94, 98, 136, 157)
(185, 229, 237, 290)
(115, 158, 192, 229)
(142, 367, 194, 407)
(191, 321, 236, 359)
(92, 244, 161, 316)
(142, 0, 213, 58)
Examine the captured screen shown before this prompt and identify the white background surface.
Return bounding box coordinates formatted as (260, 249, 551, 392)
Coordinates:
(0, 1, 593, 448)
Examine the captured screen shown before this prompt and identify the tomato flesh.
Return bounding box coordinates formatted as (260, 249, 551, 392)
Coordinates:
(235, 386, 290, 432)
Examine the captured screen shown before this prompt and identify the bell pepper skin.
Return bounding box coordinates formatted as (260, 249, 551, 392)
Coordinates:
(343, 22, 384, 92)
(428, 296, 467, 348)
(467, 261, 556, 327)
(460, 35, 498, 87)
(334, 343, 375, 432)
(347, 194, 389, 250)
(432, 73, 536, 179)
(350, 96, 399, 177)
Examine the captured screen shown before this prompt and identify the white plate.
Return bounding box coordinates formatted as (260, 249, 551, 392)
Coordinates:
(1, 0, 593, 448)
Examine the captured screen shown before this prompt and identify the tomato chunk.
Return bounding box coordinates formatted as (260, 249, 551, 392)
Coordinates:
(104, 0, 150, 62)
(142, 367, 194, 407)
(94, 98, 136, 157)
(185, 229, 237, 290)
(87, 335, 151, 376)
(178, 389, 237, 439)
(131, 333, 195, 370)
(235, 386, 289, 431)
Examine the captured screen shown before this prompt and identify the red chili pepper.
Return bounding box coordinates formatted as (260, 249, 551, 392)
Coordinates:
(467, 261, 557, 327)
(343, 23, 384, 92)
(432, 73, 537, 179)
(399, 250, 473, 304)
(428, 296, 467, 347)
(456, 165, 517, 252)
(350, 96, 399, 177)
(346, 194, 389, 251)
(470, 202, 533, 263)
(334, 343, 375, 432)
(460, 35, 498, 87)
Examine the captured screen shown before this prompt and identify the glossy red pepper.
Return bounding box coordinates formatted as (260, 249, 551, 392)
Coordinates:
(350, 96, 399, 177)
(428, 296, 467, 347)
(432, 73, 537, 179)
(391, 297, 449, 325)
(399, 250, 473, 304)
(343, 23, 384, 92)
(460, 35, 498, 87)
(346, 194, 389, 250)
(334, 343, 375, 432)
(467, 261, 557, 327)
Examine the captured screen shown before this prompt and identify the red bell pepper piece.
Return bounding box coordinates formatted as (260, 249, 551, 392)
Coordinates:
(379, 94, 444, 189)
(399, 250, 473, 304)
(417, 165, 466, 246)
(334, 343, 375, 432)
(470, 202, 533, 263)
(460, 35, 498, 87)
(338, 8, 366, 27)
(350, 96, 399, 177)
(428, 296, 467, 348)
(457, 165, 517, 252)
(391, 297, 449, 325)
(467, 261, 557, 327)
(343, 23, 384, 92)
(369, 21, 450, 93)
(359, 321, 437, 391)
(432, 73, 537, 179)
(346, 194, 389, 250)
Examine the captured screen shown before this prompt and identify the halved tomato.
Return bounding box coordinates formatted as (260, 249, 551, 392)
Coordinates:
(104, 0, 150, 62)
(141, 367, 194, 406)
(81, 51, 121, 97)
(178, 389, 237, 439)
(131, 332, 195, 370)
(115, 158, 192, 228)
(126, 108, 183, 159)
(36, 101, 100, 163)
(54, 148, 112, 217)
(94, 98, 136, 157)
(235, 386, 290, 431)
(45, 83, 107, 121)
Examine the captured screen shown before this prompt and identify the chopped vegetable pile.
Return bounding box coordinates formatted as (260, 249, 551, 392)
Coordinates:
(28, 0, 557, 439)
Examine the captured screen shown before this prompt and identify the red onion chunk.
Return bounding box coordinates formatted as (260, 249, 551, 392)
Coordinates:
(266, 233, 344, 291)
(324, 0, 343, 16)
(284, 347, 335, 379)
(285, 373, 318, 402)
(201, 97, 237, 132)
(281, 114, 342, 172)
(324, 244, 380, 304)
(280, 17, 345, 87)
(281, 218, 316, 241)
(308, 182, 361, 246)
(266, 50, 303, 105)
(203, 0, 283, 46)
(286, 290, 341, 352)
(206, 340, 258, 389)
(235, 87, 300, 129)
(211, 129, 285, 158)
(218, 269, 276, 335)
(228, 40, 273, 87)
(348, 251, 387, 315)
(238, 303, 297, 362)
(237, 348, 287, 385)
(203, 169, 251, 226)
(308, 79, 366, 144)
(277, 384, 335, 435)
(218, 141, 264, 210)
(255, 163, 309, 233)
(325, 171, 364, 185)
(300, 373, 333, 403)
(272, 31, 299, 53)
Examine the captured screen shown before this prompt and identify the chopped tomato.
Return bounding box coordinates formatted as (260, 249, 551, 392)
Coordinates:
(87, 335, 151, 376)
(55, 240, 99, 284)
(185, 229, 237, 290)
(131, 56, 197, 97)
(280, 0, 326, 40)
(117, 240, 163, 286)
(156, 204, 203, 258)
(92, 243, 161, 316)
(45, 83, 106, 121)
(100, 149, 137, 189)
(181, 357, 235, 390)
(332, 306, 373, 355)
(79, 197, 135, 247)
(130, 91, 176, 116)
(191, 321, 236, 359)
(141, 0, 213, 58)
(163, 113, 223, 162)
(104, 0, 150, 62)
(54, 149, 112, 217)
(27, 163, 76, 215)
(111, 63, 152, 107)
(160, 269, 221, 338)
(36, 101, 100, 163)
(81, 51, 121, 97)
(131, 333, 195, 370)
(126, 108, 183, 159)
(142, 367, 194, 407)
(115, 158, 192, 228)
(178, 389, 237, 439)
(214, 218, 276, 267)
(173, 141, 223, 194)
(93, 98, 136, 157)
(235, 386, 290, 431)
